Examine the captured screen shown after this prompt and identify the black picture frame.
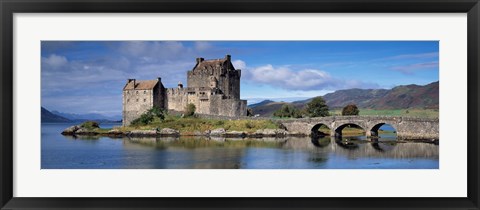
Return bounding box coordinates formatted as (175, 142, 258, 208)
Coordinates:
(1, 0, 479, 209)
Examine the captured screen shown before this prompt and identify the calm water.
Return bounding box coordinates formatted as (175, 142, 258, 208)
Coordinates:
(41, 123, 439, 169)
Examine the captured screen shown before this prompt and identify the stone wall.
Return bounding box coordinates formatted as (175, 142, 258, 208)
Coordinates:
(209, 96, 247, 117)
(166, 88, 188, 112)
(166, 88, 246, 117)
(123, 88, 155, 126)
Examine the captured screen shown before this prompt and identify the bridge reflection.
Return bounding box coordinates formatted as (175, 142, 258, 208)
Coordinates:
(122, 135, 438, 168)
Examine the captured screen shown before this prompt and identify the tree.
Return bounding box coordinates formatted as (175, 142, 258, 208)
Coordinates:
(247, 108, 254, 117)
(131, 106, 165, 126)
(184, 103, 196, 117)
(304, 96, 329, 117)
(273, 104, 302, 118)
(342, 104, 359, 116)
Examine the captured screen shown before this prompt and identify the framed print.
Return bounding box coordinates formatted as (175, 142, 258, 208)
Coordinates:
(1, 0, 479, 209)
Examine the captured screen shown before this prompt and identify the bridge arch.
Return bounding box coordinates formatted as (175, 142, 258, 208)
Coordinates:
(368, 122, 398, 138)
(334, 123, 365, 137)
(311, 123, 331, 137)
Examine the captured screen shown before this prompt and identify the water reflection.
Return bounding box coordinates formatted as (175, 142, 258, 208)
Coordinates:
(41, 123, 439, 169)
(122, 136, 439, 168)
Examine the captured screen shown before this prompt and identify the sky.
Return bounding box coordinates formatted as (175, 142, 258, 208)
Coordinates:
(41, 41, 439, 117)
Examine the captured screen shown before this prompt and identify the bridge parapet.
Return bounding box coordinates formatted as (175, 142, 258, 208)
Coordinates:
(278, 116, 439, 140)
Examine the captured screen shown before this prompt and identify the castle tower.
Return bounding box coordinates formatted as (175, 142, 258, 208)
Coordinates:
(187, 54, 241, 99)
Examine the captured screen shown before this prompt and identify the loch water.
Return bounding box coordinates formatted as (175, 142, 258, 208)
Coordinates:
(41, 123, 439, 169)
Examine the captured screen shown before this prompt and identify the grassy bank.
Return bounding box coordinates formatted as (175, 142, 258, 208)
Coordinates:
(116, 115, 280, 134)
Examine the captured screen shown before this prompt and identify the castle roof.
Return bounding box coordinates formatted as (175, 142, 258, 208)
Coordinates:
(192, 55, 234, 72)
(123, 79, 158, 90)
(193, 59, 227, 71)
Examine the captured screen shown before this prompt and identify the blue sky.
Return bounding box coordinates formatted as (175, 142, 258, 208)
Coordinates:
(41, 41, 439, 117)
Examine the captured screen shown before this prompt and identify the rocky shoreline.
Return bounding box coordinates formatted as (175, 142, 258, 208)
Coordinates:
(61, 123, 297, 138)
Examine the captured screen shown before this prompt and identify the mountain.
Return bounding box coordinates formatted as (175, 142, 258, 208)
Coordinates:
(41, 107, 71, 123)
(249, 81, 439, 117)
(248, 100, 275, 108)
(51, 110, 122, 122)
(249, 100, 306, 117)
(323, 88, 389, 108)
(323, 81, 439, 109)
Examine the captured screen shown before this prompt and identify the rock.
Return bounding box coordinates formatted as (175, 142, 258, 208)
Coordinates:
(107, 129, 123, 134)
(254, 129, 288, 137)
(210, 136, 226, 142)
(75, 127, 98, 135)
(106, 129, 124, 137)
(225, 130, 246, 138)
(159, 128, 180, 136)
(209, 128, 226, 136)
(129, 129, 158, 136)
(61, 125, 80, 135)
(274, 129, 289, 136)
(193, 130, 205, 136)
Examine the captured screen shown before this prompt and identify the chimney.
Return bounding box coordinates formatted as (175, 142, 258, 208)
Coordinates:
(196, 57, 204, 63)
(128, 79, 136, 88)
(178, 81, 183, 89)
(225, 54, 231, 61)
(157, 77, 161, 82)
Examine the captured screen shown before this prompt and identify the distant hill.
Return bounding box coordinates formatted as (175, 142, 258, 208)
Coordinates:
(51, 110, 121, 122)
(323, 81, 439, 109)
(249, 81, 439, 117)
(248, 100, 275, 108)
(41, 107, 71, 123)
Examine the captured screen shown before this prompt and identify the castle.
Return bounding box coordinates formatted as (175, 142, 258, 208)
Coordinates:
(122, 55, 248, 126)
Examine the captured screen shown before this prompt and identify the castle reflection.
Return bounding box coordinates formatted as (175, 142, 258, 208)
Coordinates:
(120, 136, 439, 169)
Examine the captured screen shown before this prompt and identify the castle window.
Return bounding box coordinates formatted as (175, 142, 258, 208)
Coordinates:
(136, 91, 138, 95)
(144, 99, 146, 102)
(127, 99, 130, 102)
(144, 91, 146, 94)
(136, 99, 139, 102)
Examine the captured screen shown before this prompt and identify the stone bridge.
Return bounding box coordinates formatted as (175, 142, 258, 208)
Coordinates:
(276, 116, 439, 140)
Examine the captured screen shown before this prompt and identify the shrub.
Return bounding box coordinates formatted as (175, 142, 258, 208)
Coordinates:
(304, 96, 329, 117)
(131, 106, 166, 126)
(184, 103, 196, 117)
(80, 121, 99, 130)
(245, 121, 254, 129)
(342, 104, 359, 116)
(274, 104, 302, 118)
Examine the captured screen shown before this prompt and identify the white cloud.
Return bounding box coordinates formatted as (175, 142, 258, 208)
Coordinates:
(194, 41, 212, 51)
(385, 52, 439, 60)
(246, 64, 334, 90)
(391, 62, 439, 74)
(238, 60, 378, 91)
(239, 61, 335, 91)
(42, 54, 68, 68)
(232, 59, 246, 70)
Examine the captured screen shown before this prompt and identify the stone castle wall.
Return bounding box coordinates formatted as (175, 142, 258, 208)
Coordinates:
(166, 88, 188, 111)
(209, 96, 247, 117)
(123, 89, 155, 126)
(165, 87, 246, 117)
